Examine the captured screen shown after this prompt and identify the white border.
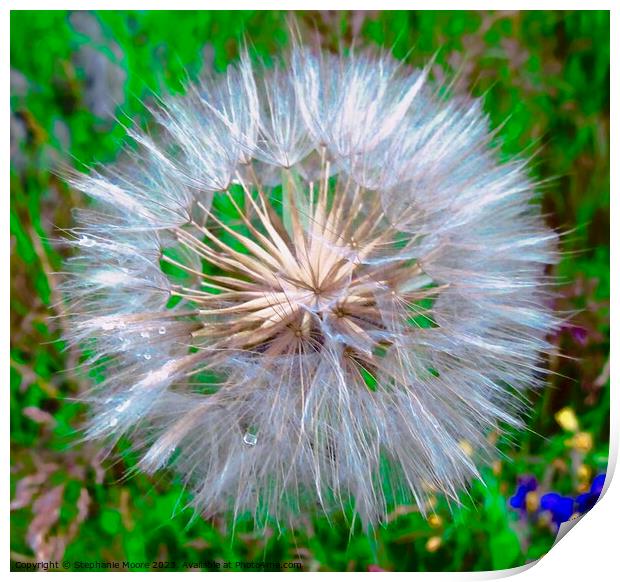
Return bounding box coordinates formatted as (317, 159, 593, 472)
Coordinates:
(4, 3, 615, 579)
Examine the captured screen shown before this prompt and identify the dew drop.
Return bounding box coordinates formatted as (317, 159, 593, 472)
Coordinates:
(243, 432, 257, 447)
(79, 235, 96, 248)
(115, 399, 132, 413)
(109, 417, 118, 427)
(158, 327, 166, 335)
(143, 353, 152, 360)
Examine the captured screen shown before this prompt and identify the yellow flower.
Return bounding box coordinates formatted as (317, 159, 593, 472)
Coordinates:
(555, 407, 579, 432)
(428, 514, 442, 529)
(526, 491, 539, 513)
(426, 536, 442, 552)
(577, 464, 592, 482)
(566, 432, 593, 453)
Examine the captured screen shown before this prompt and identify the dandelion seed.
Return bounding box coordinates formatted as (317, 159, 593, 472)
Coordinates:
(243, 432, 258, 447)
(62, 45, 559, 526)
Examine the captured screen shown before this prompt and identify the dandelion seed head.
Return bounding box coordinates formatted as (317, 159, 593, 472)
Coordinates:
(62, 45, 559, 526)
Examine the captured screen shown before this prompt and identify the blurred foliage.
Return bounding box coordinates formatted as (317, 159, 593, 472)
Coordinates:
(10, 10, 609, 572)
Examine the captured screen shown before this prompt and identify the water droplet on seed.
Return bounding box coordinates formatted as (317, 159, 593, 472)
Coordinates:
(115, 398, 132, 412)
(158, 327, 166, 335)
(143, 353, 152, 360)
(79, 236, 96, 247)
(243, 432, 257, 446)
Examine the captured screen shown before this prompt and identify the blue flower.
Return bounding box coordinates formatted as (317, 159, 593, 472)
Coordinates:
(540, 493, 574, 525)
(509, 475, 538, 512)
(575, 473, 606, 513)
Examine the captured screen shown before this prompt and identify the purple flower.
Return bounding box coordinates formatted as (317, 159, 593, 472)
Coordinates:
(575, 473, 606, 513)
(569, 325, 588, 346)
(509, 475, 538, 512)
(540, 493, 574, 525)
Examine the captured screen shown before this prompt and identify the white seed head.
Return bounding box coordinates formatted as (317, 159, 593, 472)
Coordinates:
(61, 46, 559, 526)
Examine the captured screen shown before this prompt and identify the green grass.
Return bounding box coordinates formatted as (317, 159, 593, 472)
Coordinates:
(10, 10, 609, 572)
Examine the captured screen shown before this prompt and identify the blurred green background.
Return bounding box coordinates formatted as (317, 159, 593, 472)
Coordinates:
(10, 10, 609, 572)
